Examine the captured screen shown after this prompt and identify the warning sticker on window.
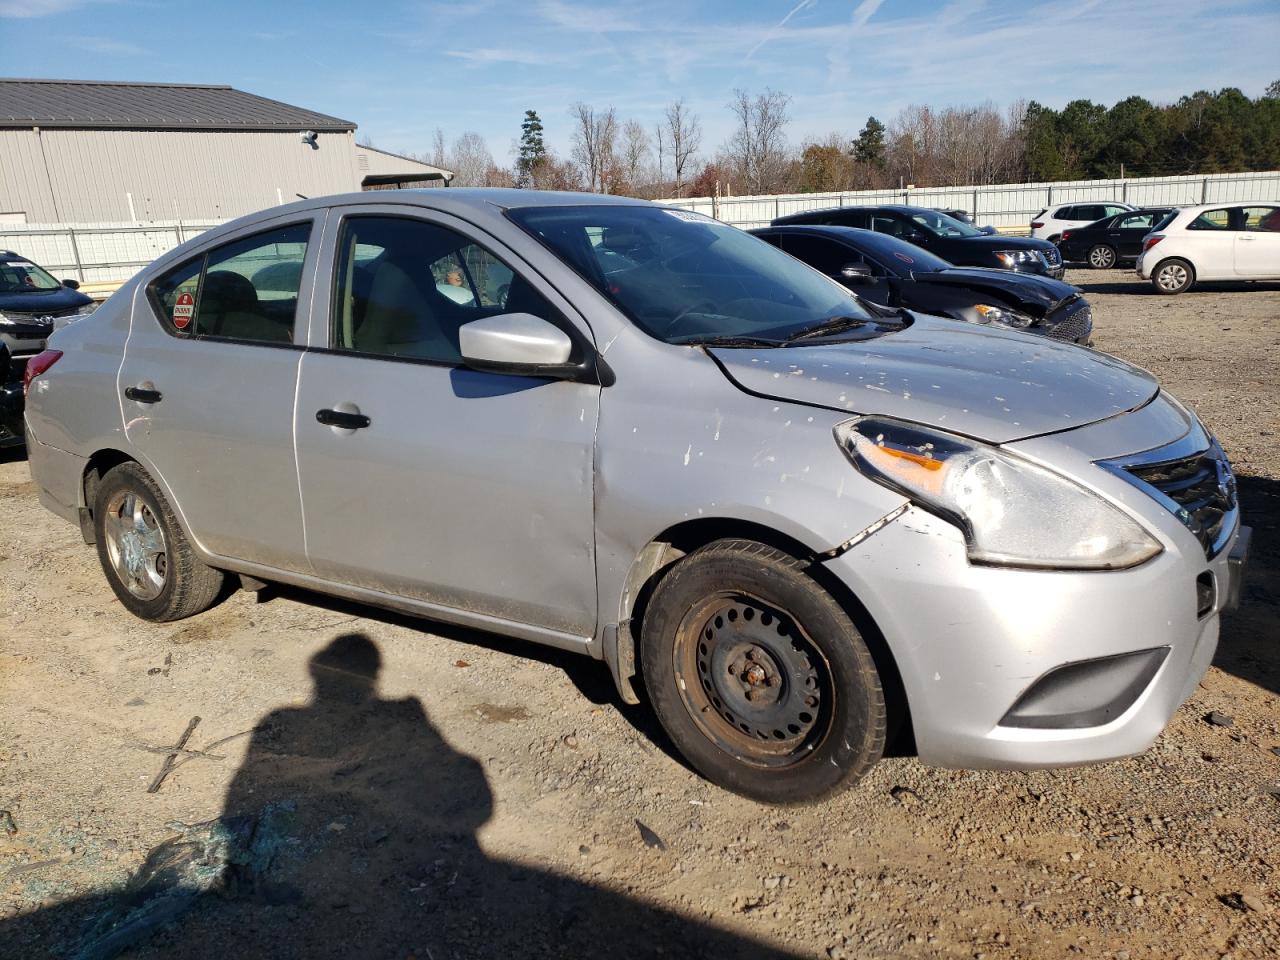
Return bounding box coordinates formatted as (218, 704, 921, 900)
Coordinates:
(663, 208, 714, 223)
(172, 291, 195, 329)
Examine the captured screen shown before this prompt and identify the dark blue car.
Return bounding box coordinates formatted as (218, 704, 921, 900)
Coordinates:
(0, 250, 97, 447)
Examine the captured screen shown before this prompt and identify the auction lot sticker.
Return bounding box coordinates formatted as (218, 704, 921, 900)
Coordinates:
(173, 292, 195, 329)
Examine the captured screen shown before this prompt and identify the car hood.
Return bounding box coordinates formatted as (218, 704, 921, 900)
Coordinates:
(709, 314, 1158, 444)
(0, 284, 93, 315)
(911, 267, 1080, 311)
(946, 234, 1058, 253)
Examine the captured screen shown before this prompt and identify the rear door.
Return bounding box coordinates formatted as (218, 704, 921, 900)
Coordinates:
(1111, 211, 1161, 258)
(1181, 207, 1236, 279)
(120, 215, 319, 570)
(1235, 206, 1280, 277)
(292, 204, 600, 639)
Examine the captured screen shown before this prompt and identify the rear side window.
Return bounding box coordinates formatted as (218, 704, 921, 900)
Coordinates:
(1054, 206, 1076, 220)
(1187, 209, 1233, 231)
(1117, 213, 1156, 230)
(148, 222, 311, 343)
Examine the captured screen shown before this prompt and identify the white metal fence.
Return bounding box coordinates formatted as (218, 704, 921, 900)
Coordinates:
(4, 170, 1278, 289)
(657, 170, 1280, 230)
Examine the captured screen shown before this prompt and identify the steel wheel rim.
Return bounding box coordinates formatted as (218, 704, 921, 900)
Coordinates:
(1090, 246, 1114, 268)
(1158, 264, 1187, 290)
(103, 490, 168, 600)
(673, 593, 834, 768)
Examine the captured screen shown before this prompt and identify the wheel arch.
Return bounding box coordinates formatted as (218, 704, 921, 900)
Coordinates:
(79, 448, 138, 543)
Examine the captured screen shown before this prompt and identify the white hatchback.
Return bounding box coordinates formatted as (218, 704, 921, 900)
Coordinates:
(1030, 201, 1135, 241)
(1137, 202, 1280, 294)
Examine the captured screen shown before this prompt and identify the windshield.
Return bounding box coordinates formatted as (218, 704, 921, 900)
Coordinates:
(507, 205, 878, 345)
(909, 210, 984, 239)
(0, 257, 61, 294)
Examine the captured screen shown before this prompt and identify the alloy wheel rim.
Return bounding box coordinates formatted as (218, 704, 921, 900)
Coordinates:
(103, 490, 168, 600)
(1090, 247, 1115, 268)
(673, 594, 833, 768)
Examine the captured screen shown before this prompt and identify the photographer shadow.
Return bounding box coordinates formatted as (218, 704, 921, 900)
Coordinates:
(2, 633, 801, 960)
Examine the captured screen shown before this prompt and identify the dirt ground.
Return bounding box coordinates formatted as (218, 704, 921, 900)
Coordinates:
(2, 270, 1278, 960)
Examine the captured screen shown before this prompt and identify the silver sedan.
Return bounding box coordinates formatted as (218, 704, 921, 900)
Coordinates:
(23, 190, 1249, 802)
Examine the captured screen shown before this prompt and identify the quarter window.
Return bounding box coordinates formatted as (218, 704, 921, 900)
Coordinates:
(148, 222, 311, 342)
(1187, 208, 1233, 231)
(1242, 206, 1280, 232)
(331, 216, 555, 364)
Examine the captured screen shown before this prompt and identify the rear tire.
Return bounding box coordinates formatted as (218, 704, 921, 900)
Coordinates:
(640, 539, 886, 804)
(1151, 258, 1194, 295)
(94, 462, 225, 621)
(1087, 244, 1117, 269)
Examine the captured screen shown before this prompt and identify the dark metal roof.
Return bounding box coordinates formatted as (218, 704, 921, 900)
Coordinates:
(0, 78, 356, 132)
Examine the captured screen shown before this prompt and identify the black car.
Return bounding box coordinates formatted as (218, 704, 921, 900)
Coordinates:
(751, 225, 1092, 344)
(1056, 208, 1174, 269)
(0, 251, 96, 447)
(772, 204, 1065, 279)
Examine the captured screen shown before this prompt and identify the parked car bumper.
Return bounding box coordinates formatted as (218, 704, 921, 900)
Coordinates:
(823, 506, 1245, 770)
(0, 381, 25, 448)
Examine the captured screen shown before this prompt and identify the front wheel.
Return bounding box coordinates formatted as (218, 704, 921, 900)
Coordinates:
(641, 539, 886, 804)
(1087, 244, 1117, 269)
(94, 462, 225, 621)
(1151, 258, 1194, 295)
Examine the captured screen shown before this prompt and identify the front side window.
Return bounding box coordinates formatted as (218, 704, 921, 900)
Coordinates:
(1187, 208, 1233, 231)
(331, 215, 554, 364)
(1242, 206, 1280, 232)
(780, 235, 858, 276)
(509, 205, 880, 345)
(148, 222, 311, 342)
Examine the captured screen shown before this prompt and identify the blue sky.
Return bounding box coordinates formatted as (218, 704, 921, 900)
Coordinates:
(3, 0, 1277, 164)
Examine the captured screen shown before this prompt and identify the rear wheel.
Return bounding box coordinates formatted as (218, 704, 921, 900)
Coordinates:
(94, 462, 225, 621)
(641, 539, 886, 804)
(1087, 244, 1117, 269)
(1152, 258, 1194, 295)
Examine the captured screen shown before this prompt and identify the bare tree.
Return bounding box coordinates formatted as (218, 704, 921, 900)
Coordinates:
(618, 120, 650, 194)
(450, 132, 495, 187)
(431, 128, 447, 169)
(569, 102, 619, 193)
(663, 99, 702, 197)
(724, 89, 791, 194)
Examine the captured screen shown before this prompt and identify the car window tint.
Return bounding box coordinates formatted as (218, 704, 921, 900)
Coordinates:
(780, 235, 855, 275)
(332, 215, 552, 364)
(1242, 206, 1280, 232)
(191, 223, 311, 343)
(1054, 206, 1075, 220)
(1187, 208, 1233, 231)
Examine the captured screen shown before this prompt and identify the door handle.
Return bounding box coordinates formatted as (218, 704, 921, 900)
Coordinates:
(125, 386, 162, 404)
(316, 408, 371, 429)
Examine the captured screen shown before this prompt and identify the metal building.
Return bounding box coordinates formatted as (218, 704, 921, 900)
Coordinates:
(0, 78, 452, 224)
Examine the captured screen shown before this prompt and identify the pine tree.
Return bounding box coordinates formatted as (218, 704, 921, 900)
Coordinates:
(851, 117, 886, 168)
(517, 110, 548, 188)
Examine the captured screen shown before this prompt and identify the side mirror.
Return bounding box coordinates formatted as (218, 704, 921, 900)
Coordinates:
(839, 263, 875, 284)
(459, 312, 577, 378)
(979, 226, 998, 236)
(62, 278, 80, 290)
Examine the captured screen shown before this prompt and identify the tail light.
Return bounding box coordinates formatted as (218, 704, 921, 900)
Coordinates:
(1143, 235, 1164, 253)
(23, 349, 63, 395)
(1030, 221, 1044, 229)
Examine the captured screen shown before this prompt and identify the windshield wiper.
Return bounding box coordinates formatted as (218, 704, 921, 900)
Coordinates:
(782, 316, 870, 344)
(678, 334, 785, 348)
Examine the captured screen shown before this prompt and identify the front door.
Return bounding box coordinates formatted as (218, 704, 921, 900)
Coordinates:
(119, 216, 319, 570)
(293, 208, 600, 639)
(1235, 206, 1280, 276)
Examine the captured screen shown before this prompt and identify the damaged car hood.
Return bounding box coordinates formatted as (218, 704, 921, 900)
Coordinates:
(709, 313, 1158, 444)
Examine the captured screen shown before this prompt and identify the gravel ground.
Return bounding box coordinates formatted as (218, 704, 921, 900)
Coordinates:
(1, 269, 1278, 960)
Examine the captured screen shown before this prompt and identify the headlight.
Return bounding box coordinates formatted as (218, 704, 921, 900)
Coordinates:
(75, 301, 99, 316)
(966, 303, 1035, 329)
(994, 249, 1041, 269)
(834, 417, 1162, 569)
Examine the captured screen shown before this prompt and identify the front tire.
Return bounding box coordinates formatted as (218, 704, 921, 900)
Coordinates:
(1152, 258, 1194, 295)
(94, 462, 225, 621)
(640, 539, 886, 804)
(1087, 244, 1117, 269)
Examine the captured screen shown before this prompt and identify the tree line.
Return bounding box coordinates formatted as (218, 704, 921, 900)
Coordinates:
(399, 82, 1279, 199)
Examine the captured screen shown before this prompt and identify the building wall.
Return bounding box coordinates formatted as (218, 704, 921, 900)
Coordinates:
(0, 127, 362, 223)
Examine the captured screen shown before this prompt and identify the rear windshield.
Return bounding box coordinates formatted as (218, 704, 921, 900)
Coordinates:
(508, 205, 878, 345)
(1152, 210, 1179, 232)
(0, 257, 60, 294)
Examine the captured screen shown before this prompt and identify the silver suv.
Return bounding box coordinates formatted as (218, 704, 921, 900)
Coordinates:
(24, 190, 1249, 803)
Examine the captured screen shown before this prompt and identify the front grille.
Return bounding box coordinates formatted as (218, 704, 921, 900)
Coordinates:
(0, 307, 77, 322)
(1043, 298, 1092, 342)
(1125, 448, 1237, 558)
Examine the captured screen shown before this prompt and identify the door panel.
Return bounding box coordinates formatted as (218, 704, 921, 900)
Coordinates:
(1235, 207, 1280, 277)
(119, 216, 319, 569)
(294, 208, 599, 637)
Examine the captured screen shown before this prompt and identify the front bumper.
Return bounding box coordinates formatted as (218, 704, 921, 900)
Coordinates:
(823, 506, 1244, 769)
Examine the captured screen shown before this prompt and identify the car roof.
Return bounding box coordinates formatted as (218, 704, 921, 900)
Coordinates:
(1167, 201, 1274, 214)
